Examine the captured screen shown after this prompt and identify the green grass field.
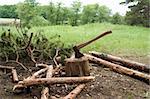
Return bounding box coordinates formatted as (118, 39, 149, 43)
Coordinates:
(1, 23, 150, 56)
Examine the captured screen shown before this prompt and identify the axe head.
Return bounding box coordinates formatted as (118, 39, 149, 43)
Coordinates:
(73, 46, 84, 58)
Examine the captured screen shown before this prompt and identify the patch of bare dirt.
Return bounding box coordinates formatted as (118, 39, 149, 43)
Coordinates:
(0, 57, 149, 99)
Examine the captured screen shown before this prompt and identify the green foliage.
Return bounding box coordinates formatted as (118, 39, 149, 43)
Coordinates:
(16, 0, 38, 28)
(69, 0, 82, 26)
(29, 16, 49, 26)
(124, 0, 149, 27)
(111, 13, 124, 24)
(0, 5, 18, 18)
(0, 27, 73, 62)
(81, 4, 111, 24)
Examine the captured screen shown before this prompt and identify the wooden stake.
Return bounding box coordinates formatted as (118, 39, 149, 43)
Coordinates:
(63, 84, 85, 99)
(12, 69, 19, 82)
(85, 54, 150, 81)
(89, 51, 150, 73)
(13, 76, 95, 89)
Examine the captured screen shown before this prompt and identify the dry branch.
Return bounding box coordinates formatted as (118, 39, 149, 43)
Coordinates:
(6, 60, 28, 71)
(13, 76, 95, 89)
(36, 64, 49, 68)
(30, 67, 48, 79)
(63, 84, 85, 99)
(41, 66, 53, 99)
(0, 65, 14, 69)
(12, 69, 19, 82)
(89, 51, 150, 73)
(85, 54, 150, 81)
(53, 48, 59, 67)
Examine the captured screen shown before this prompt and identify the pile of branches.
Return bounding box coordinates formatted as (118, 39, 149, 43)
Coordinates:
(0, 27, 73, 70)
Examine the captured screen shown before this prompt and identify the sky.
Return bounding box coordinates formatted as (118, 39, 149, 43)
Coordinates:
(0, 0, 129, 15)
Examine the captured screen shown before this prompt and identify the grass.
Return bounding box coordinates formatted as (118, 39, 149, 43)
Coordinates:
(1, 23, 150, 56)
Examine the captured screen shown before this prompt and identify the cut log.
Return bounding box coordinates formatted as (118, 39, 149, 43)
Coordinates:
(14, 76, 95, 89)
(0, 65, 14, 69)
(65, 56, 90, 76)
(63, 84, 85, 99)
(85, 54, 150, 81)
(12, 69, 19, 82)
(41, 87, 49, 99)
(30, 67, 48, 79)
(36, 64, 49, 68)
(46, 66, 53, 78)
(41, 65, 53, 99)
(89, 51, 150, 73)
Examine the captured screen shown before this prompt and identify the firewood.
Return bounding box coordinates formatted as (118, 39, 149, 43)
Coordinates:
(30, 67, 48, 79)
(41, 87, 49, 99)
(41, 66, 54, 99)
(36, 64, 49, 68)
(12, 69, 19, 82)
(46, 66, 53, 78)
(13, 76, 95, 89)
(89, 51, 150, 73)
(0, 65, 14, 69)
(85, 54, 150, 81)
(63, 84, 85, 99)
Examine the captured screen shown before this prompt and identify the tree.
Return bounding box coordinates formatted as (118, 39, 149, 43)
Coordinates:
(97, 6, 111, 23)
(81, 4, 99, 24)
(16, 0, 38, 28)
(111, 12, 124, 24)
(69, 0, 81, 26)
(81, 4, 110, 24)
(46, 2, 56, 25)
(124, 0, 149, 27)
(0, 5, 18, 18)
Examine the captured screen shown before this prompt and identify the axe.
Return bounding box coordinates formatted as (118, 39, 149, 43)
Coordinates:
(73, 31, 112, 58)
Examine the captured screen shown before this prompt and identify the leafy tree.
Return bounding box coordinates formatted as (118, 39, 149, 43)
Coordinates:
(81, 4, 110, 24)
(97, 6, 111, 23)
(69, 0, 81, 26)
(16, 0, 38, 28)
(124, 0, 149, 27)
(81, 4, 99, 24)
(0, 5, 18, 18)
(46, 2, 56, 25)
(111, 12, 124, 24)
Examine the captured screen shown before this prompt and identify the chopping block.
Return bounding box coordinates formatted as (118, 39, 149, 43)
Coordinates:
(65, 56, 90, 77)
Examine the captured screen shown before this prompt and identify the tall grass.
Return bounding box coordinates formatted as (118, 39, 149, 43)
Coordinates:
(1, 23, 150, 56)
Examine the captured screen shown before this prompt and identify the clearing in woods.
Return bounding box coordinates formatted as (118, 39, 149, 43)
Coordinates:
(0, 23, 149, 98)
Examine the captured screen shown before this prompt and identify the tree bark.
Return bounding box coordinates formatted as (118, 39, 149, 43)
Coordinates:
(14, 76, 95, 89)
(63, 84, 85, 99)
(65, 57, 90, 76)
(89, 51, 150, 73)
(12, 69, 19, 82)
(85, 54, 150, 81)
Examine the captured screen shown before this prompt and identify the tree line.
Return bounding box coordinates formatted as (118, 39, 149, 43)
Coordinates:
(0, 0, 149, 28)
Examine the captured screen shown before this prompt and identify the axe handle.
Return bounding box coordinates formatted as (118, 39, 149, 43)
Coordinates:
(76, 31, 112, 49)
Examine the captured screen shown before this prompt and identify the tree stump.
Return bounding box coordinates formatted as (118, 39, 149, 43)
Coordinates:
(65, 56, 90, 77)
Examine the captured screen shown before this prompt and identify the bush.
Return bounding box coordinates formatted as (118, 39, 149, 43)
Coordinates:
(29, 16, 49, 26)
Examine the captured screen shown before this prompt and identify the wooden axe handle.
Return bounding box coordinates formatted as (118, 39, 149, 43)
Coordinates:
(76, 31, 112, 49)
